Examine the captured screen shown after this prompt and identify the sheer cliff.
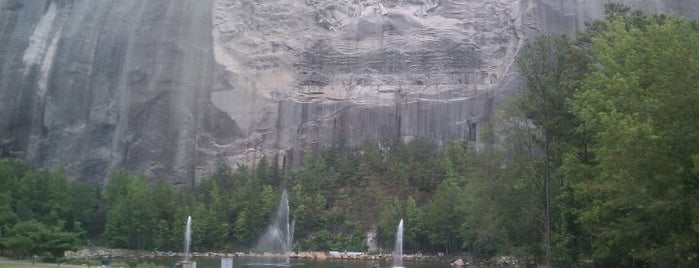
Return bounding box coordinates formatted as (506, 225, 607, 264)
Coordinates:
(0, 0, 697, 184)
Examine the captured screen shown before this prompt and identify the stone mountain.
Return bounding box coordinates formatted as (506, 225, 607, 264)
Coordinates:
(0, 0, 697, 184)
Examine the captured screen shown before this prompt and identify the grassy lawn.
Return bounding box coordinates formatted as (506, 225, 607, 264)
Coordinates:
(0, 260, 81, 268)
(0, 260, 162, 268)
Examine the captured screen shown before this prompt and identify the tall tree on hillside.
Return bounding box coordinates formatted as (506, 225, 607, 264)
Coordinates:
(425, 177, 464, 253)
(104, 174, 156, 249)
(514, 34, 590, 265)
(571, 13, 699, 266)
(0, 160, 29, 237)
(150, 180, 178, 250)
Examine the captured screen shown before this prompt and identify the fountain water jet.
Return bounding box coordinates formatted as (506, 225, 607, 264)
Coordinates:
(392, 219, 404, 268)
(184, 216, 192, 262)
(255, 190, 295, 264)
(183, 216, 196, 268)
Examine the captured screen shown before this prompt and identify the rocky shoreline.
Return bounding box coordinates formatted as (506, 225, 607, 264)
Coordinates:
(64, 248, 447, 262)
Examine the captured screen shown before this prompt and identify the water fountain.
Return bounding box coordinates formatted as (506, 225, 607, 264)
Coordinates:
(392, 219, 404, 268)
(183, 216, 196, 268)
(253, 190, 297, 266)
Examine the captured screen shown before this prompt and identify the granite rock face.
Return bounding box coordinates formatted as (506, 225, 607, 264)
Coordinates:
(0, 0, 697, 184)
(0, 0, 225, 185)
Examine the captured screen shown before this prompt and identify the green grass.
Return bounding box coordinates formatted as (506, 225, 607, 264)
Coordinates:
(0, 260, 162, 268)
(0, 260, 75, 268)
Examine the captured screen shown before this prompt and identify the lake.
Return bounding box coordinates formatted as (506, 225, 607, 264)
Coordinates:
(179, 257, 464, 268)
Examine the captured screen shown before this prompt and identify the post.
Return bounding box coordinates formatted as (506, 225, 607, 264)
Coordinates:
(221, 258, 233, 268)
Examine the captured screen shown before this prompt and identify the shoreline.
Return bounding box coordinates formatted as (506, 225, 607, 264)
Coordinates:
(64, 249, 449, 262)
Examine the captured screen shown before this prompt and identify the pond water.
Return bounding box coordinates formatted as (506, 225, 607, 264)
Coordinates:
(160, 257, 461, 268)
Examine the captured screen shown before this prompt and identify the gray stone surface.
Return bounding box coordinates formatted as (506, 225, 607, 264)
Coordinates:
(0, 0, 696, 184)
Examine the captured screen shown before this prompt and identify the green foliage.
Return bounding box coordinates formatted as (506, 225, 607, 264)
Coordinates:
(0, 160, 91, 256)
(570, 12, 699, 267)
(516, 34, 589, 144)
(378, 197, 403, 248)
(104, 174, 156, 249)
(425, 179, 464, 253)
(510, 33, 592, 265)
(0, 160, 27, 237)
(1, 220, 80, 259)
(281, 140, 449, 253)
(67, 181, 101, 236)
(403, 197, 426, 251)
(291, 183, 327, 240)
(483, 5, 699, 267)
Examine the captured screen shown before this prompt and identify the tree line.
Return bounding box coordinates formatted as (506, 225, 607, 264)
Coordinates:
(0, 4, 697, 267)
(500, 4, 698, 267)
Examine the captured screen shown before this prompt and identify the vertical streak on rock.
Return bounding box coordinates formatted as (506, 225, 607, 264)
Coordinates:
(0, 0, 47, 158)
(110, 1, 144, 171)
(73, 1, 114, 181)
(176, 0, 215, 184)
(23, 1, 59, 164)
(25, 1, 74, 166)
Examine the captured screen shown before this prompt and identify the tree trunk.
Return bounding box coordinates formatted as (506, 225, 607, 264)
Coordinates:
(544, 138, 552, 267)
